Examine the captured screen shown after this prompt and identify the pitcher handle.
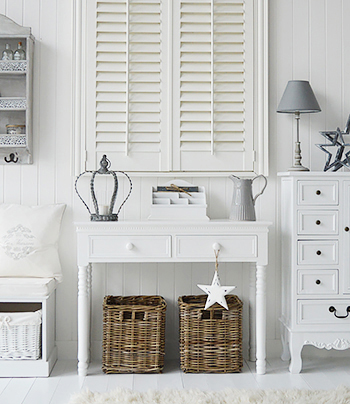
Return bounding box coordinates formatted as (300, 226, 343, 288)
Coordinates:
(252, 175, 267, 204)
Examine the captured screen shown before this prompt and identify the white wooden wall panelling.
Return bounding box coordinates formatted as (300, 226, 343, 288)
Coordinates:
(342, 1, 350, 121)
(275, 0, 293, 172)
(325, 0, 342, 132)
(309, 0, 326, 171)
(140, 263, 158, 295)
(293, 0, 310, 169)
(38, 0, 57, 205)
(158, 263, 176, 357)
(106, 263, 124, 296)
(22, 0, 40, 205)
(55, 0, 76, 345)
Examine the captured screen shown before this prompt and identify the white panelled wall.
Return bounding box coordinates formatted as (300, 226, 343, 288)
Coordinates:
(0, 0, 349, 362)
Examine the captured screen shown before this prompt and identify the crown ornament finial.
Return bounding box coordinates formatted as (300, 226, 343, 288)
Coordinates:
(75, 155, 132, 221)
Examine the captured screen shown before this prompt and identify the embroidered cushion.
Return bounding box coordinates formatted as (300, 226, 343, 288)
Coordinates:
(0, 204, 66, 281)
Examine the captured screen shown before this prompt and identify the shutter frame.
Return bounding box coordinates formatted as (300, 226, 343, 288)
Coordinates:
(77, 0, 268, 175)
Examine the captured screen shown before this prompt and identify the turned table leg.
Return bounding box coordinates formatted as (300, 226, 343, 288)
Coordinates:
(256, 264, 267, 375)
(78, 265, 90, 376)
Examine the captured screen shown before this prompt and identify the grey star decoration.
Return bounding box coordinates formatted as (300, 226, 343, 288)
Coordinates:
(316, 115, 350, 171)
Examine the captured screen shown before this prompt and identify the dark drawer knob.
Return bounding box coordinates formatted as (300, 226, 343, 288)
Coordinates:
(345, 227, 350, 232)
(316, 220, 321, 225)
(316, 190, 321, 195)
(315, 279, 321, 285)
(316, 250, 322, 255)
(329, 306, 350, 319)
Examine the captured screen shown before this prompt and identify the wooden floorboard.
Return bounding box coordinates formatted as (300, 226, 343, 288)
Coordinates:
(0, 357, 350, 404)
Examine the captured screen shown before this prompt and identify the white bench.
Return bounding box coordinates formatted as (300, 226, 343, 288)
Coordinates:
(0, 278, 57, 377)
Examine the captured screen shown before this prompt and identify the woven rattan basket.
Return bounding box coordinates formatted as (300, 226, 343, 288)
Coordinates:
(178, 294, 243, 373)
(102, 295, 166, 374)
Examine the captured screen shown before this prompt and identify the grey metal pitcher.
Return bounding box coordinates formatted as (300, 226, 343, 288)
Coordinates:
(229, 175, 267, 221)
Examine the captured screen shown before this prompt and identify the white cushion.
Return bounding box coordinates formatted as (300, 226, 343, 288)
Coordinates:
(0, 204, 66, 282)
(0, 277, 56, 298)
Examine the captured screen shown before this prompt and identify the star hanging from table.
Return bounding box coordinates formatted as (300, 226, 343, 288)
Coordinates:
(197, 270, 236, 310)
(316, 115, 350, 171)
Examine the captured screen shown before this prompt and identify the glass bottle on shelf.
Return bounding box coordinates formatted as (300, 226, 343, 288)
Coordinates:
(13, 42, 25, 60)
(2, 44, 13, 60)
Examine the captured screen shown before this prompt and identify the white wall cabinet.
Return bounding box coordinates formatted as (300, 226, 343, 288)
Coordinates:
(279, 172, 350, 373)
(0, 15, 33, 164)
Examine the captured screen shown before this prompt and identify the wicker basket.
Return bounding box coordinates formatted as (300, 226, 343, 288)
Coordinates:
(0, 310, 42, 360)
(102, 295, 166, 374)
(178, 295, 243, 373)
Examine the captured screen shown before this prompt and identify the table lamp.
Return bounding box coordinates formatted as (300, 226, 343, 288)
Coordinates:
(277, 80, 321, 171)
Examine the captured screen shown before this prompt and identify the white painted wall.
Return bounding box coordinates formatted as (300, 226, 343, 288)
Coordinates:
(0, 0, 349, 362)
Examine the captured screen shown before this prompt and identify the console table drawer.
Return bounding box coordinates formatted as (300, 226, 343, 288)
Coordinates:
(89, 235, 171, 259)
(297, 269, 338, 295)
(298, 300, 350, 325)
(175, 235, 257, 259)
(297, 240, 338, 265)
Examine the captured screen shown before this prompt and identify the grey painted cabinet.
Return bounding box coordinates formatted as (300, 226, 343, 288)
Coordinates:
(0, 14, 34, 164)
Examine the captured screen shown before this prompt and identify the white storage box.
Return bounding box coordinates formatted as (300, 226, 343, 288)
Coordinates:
(0, 309, 42, 360)
(148, 180, 209, 221)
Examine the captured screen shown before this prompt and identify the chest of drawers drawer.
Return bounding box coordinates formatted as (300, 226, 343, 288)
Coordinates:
(298, 211, 338, 235)
(298, 300, 350, 325)
(297, 269, 338, 295)
(297, 240, 338, 265)
(297, 180, 338, 206)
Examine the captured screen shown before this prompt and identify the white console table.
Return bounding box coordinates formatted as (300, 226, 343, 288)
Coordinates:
(75, 220, 271, 376)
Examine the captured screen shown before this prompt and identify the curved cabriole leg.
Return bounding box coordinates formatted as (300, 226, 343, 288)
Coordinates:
(289, 334, 303, 373)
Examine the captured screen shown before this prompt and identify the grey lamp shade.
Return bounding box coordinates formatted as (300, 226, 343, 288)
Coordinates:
(277, 80, 321, 114)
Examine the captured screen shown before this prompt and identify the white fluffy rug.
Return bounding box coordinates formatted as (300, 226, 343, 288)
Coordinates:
(69, 385, 350, 404)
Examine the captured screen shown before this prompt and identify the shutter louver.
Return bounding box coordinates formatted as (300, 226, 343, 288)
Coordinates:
(173, 0, 253, 171)
(94, 0, 164, 171)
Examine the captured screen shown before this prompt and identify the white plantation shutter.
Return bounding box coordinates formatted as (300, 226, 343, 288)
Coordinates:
(83, 0, 266, 174)
(90, 0, 168, 171)
(172, 0, 254, 171)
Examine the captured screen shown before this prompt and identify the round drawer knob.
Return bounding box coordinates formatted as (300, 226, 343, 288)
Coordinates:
(126, 242, 134, 250)
(345, 227, 350, 232)
(316, 190, 321, 195)
(316, 250, 322, 255)
(212, 243, 221, 251)
(315, 279, 321, 285)
(316, 220, 321, 225)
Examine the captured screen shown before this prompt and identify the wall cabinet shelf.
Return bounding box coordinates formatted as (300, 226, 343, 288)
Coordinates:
(0, 15, 34, 164)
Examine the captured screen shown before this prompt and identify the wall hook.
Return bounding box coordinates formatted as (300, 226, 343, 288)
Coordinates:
(4, 153, 19, 163)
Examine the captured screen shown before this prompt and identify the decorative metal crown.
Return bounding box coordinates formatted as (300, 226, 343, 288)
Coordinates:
(75, 155, 132, 221)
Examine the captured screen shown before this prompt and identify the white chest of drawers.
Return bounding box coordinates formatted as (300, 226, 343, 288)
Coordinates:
(279, 172, 350, 373)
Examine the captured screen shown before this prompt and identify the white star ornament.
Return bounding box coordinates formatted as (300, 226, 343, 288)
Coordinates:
(197, 271, 236, 310)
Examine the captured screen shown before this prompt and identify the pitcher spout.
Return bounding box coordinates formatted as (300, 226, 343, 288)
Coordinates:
(229, 174, 240, 183)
